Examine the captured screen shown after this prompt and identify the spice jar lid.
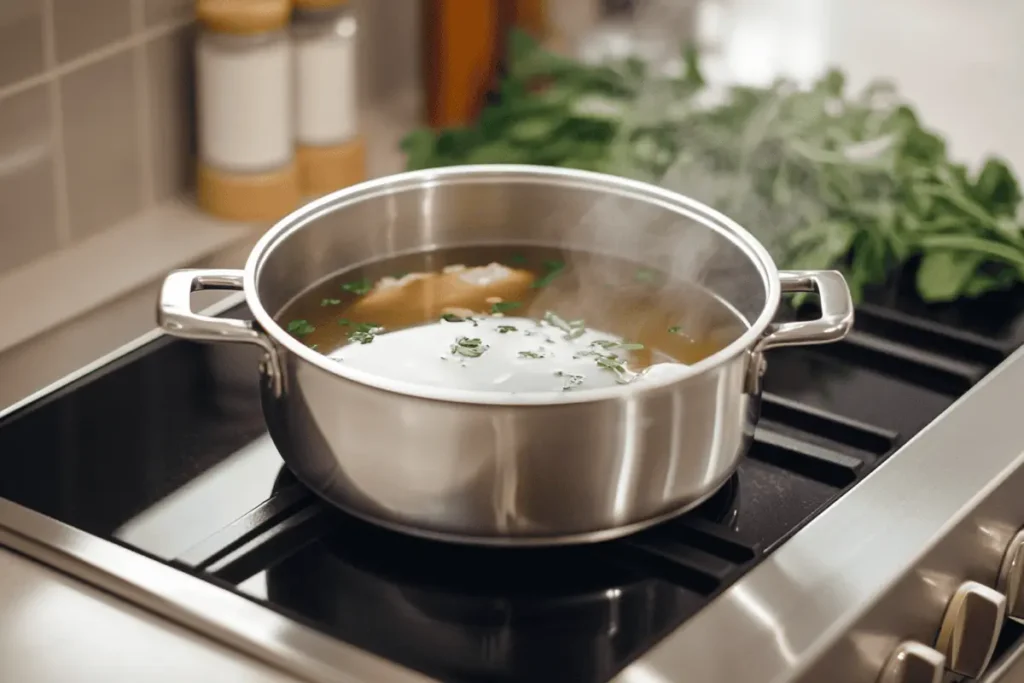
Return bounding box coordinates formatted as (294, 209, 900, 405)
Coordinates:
(297, 137, 367, 196)
(196, 0, 292, 34)
(294, 0, 349, 9)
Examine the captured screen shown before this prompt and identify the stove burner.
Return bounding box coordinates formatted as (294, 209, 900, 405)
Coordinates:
(264, 466, 721, 683)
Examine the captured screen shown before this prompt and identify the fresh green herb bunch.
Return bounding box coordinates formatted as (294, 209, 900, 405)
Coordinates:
(401, 30, 1024, 304)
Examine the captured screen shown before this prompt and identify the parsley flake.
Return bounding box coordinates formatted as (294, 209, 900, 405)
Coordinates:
(554, 370, 585, 390)
(451, 336, 487, 358)
(531, 260, 565, 289)
(543, 311, 586, 339)
(345, 322, 382, 344)
(341, 278, 373, 295)
(287, 320, 315, 337)
(490, 301, 522, 314)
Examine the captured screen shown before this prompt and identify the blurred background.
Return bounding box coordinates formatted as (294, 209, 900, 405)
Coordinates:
(0, 0, 1022, 408)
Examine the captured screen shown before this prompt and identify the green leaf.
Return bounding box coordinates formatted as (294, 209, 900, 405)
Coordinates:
(462, 142, 526, 164)
(974, 157, 1022, 217)
(395, 35, 1024, 305)
(915, 251, 984, 302)
(915, 234, 1024, 270)
(400, 129, 438, 170)
(784, 221, 857, 270)
(506, 117, 562, 145)
(681, 44, 705, 88)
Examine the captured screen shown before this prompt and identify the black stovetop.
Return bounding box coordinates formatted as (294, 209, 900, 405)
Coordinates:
(1, 286, 1023, 683)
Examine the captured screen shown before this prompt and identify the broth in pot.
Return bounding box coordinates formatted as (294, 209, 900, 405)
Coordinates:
(277, 245, 748, 394)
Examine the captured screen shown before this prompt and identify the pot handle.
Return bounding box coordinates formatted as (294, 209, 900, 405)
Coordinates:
(158, 269, 282, 396)
(158, 269, 272, 350)
(756, 270, 854, 352)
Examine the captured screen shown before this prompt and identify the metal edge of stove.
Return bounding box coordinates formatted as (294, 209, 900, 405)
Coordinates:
(0, 502, 432, 683)
(615, 342, 1024, 683)
(1, 296, 1024, 683)
(983, 636, 1024, 682)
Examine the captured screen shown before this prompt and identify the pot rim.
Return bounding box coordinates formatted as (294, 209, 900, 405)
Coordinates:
(244, 165, 781, 406)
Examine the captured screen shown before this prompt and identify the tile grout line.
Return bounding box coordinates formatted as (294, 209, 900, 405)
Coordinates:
(41, 0, 71, 246)
(0, 17, 193, 105)
(131, 0, 156, 207)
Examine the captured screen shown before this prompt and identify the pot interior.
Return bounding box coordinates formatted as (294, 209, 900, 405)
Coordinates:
(252, 168, 777, 352)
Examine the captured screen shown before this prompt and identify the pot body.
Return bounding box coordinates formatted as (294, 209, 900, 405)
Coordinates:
(158, 165, 853, 545)
(261, 336, 758, 543)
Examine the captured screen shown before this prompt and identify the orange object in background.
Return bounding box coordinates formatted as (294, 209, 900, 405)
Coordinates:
(423, 0, 548, 128)
(512, 0, 548, 38)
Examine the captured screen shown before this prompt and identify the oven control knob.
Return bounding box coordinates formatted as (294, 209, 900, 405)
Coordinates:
(876, 640, 945, 683)
(997, 528, 1024, 622)
(934, 580, 1006, 678)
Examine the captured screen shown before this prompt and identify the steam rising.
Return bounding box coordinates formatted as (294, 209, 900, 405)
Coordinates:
(533, 0, 902, 342)
(531, 0, 781, 340)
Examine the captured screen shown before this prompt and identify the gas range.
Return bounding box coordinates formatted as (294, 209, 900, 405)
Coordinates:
(2, 286, 1024, 683)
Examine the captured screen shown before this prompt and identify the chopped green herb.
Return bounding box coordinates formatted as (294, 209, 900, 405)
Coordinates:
(309, 344, 318, 350)
(441, 313, 467, 322)
(490, 301, 522, 314)
(543, 311, 571, 332)
(565, 325, 586, 340)
(392, 272, 408, 278)
(634, 268, 657, 284)
(593, 340, 643, 351)
(508, 254, 527, 265)
(554, 370, 585, 390)
(321, 298, 341, 306)
(497, 325, 518, 333)
(531, 260, 565, 289)
(347, 322, 382, 344)
(341, 278, 373, 295)
(518, 349, 546, 359)
(287, 319, 315, 337)
(595, 354, 631, 384)
(543, 311, 586, 339)
(668, 326, 682, 334)
(451, 336, 487, 358)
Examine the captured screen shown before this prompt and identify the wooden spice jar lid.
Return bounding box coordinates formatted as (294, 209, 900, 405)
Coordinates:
(197, 161, 300, 222)
(297, 137, 367, 197)
(196, 0, 292, 34)
(294, 0, 350, 10)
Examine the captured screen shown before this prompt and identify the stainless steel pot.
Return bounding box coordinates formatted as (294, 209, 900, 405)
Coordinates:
(158, 165, 853, 546)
